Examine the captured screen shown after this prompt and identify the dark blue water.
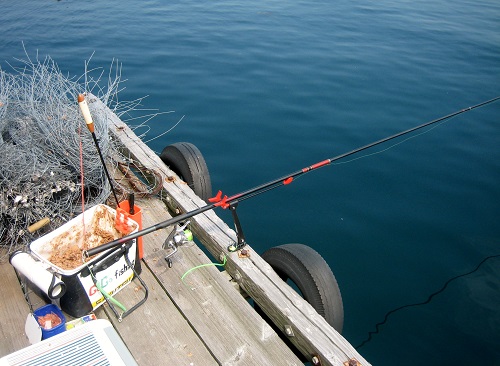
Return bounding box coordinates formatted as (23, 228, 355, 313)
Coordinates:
(2, 1, 499, 364)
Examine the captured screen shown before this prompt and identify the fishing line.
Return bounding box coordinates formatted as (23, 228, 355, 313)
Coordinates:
(237, 113, 445, 202)
(323, 96, 500, 167)
(78, 122, 87, 243)
(332, 117, 453, 166)
(355, 253, 500, 350)
(220, 96, 499, 204)
(143, 115, 185, 144)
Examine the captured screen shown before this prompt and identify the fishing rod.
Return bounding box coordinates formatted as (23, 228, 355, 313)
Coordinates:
(83, 95, 500, 258)
(78, 93, 120, 206)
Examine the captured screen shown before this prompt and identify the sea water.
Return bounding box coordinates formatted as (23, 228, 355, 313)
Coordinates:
(1, 1, 499, 364)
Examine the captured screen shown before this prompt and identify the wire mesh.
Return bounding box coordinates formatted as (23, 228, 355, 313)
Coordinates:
(0, 53, 158, 261)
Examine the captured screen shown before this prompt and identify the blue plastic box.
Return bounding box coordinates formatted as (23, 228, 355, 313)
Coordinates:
(33, 304, 66, 339)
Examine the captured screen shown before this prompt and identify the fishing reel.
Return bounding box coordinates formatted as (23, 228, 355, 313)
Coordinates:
(162, 221, 193, 268)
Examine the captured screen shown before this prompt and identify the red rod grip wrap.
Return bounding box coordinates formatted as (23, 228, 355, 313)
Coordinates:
(303, 159, 331, 172)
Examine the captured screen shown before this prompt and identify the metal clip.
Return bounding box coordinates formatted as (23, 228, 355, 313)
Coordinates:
(227, 202, 247, 252)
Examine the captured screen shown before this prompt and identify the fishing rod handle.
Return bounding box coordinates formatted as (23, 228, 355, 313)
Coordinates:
(84, 221, 164, 258)
(83, 203, 215, 258)
(84, 231, 144, 258)
(77, 94, 95, 133)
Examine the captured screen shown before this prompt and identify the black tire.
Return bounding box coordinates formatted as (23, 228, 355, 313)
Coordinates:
(261, 243, 344, 333)
(160, 142, 212, 202)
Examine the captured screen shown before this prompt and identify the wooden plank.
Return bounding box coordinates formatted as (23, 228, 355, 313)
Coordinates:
(94, 259, 217, 366)
(103, 157, 300, 364)
(0, 257, 31, 357)
(89, 94, 370, 366)
(1, 227, 217, 365)
(94, 150, 218, 365)
(177, 209, 370, 365)
(136, 198, 302, 365)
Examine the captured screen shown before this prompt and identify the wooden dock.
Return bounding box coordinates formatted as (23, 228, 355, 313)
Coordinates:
(0, 95, 370, 366)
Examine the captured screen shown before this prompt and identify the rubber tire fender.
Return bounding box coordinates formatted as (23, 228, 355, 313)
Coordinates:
(159, 142, 212, 202)
(261, 243, 344, 333)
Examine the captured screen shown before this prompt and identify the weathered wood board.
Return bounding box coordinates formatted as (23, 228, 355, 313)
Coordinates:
(0, 258, 31, 357)
(0, 94, 370, 366)
(98, 197, 301, 365)
(90, 94, 371, 365)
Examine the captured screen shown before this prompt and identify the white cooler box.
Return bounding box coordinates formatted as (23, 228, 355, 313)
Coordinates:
(29, 205, 139, 317)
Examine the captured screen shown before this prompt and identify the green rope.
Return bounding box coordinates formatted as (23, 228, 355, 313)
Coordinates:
(89, 269, 127, 312)
(95, 280, 127, 312)
(181, 255, 227, 284)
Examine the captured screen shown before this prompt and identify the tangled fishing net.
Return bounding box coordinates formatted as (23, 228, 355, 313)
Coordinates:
(0, 53, 166, 261)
